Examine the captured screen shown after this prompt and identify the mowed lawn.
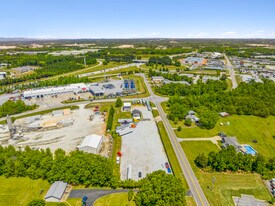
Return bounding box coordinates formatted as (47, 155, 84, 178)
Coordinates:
(0, 176, 50, 206)
(176, 115, 275, 157)
(181, 141, 273, 205)
(94, 193, 136, 206)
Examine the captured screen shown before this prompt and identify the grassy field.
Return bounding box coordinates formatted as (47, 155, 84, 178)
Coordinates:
(181, 141, 273, 205)
(92, 66, 140, 77)
(0, 176, 50, 206)
(94, 193, 136, 206)
(76, 62, 126, 75)
(176, 115, 275, 157)
(186, 197, 196, 206)
(152, 109, 159, 118)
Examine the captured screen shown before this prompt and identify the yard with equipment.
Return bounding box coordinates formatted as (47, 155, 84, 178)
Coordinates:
(180, 141, 273, 205)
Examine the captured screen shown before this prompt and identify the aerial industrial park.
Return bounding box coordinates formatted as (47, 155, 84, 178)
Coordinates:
(0, 0, 275, 206)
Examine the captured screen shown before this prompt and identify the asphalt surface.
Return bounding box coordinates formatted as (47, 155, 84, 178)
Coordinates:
(224, 54, 238, 89)
(138, 73, 209, 206)
(69, 189, 131, 206)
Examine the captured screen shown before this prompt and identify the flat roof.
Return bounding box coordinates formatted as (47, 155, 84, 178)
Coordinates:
(45, 181, 67, 200)
(78, 134, 103, 149)
(90, 86, 105, 94)
(123, 102, 131, 107)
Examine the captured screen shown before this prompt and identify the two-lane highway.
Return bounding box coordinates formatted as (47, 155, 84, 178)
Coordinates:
(224, 54, 238, 89)
(139, 73, 209, 206)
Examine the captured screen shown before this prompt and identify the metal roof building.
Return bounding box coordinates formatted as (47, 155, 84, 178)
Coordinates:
(45, 181, 68, 202)
(77, 134, 103, 154)
(23, 83, 89, 98)
(90, 86, 105, 96)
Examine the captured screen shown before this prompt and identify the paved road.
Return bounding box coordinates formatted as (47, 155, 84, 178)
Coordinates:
(69, 189, 133, 206)
(138, 73, 209, 206)
(78, 63, 144, 78)
(224, 54, 238, 89)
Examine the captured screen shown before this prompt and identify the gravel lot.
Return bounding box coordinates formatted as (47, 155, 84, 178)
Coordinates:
(8, 104, 106, 153)
(120, 106, 169, 180)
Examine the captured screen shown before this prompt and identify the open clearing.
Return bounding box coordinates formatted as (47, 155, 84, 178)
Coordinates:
(120, 106, 169, 180)
(93, 192, 136, 206)
(0, 176, 50, 206)
(180, 141, 273, 205)
(176, 115, 275, 157)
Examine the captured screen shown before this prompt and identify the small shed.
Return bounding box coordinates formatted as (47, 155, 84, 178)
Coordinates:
(63, 109, 71, 115)
(123, 102, 131, 111)
(77, 134, 103, 154)
(118, 119, 133, 124)
(45, 181, 68, 202)
(52, 110, 63, 117)
(132, 109, 142, 121)
(152, 76, 164, 83)
(220, 112, 230, 117)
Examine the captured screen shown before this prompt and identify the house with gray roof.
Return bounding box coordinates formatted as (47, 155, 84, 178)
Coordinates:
(45, 181, 68, 202)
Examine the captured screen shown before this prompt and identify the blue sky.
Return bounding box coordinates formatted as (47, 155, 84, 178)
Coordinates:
(1, 0, 275, 38)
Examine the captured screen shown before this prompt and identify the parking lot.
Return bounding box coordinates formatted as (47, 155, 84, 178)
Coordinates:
(120, 106, 169, 180)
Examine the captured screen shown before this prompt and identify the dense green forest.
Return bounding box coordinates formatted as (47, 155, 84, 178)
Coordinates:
(0, 100, 36, 117)
(148, 68, 193, 83)
(148, 56, 172, 65)
(198, 46, 275, 58)
(195, 146, 275, 178)
(0, 146, 115, 187)
(134, 170, 186, 206)
(157, 80, 275, 129)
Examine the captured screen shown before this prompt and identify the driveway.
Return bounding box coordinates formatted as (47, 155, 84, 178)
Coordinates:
(68, 189, 131, 206)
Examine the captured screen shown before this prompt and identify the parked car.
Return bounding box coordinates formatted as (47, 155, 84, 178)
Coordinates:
(116, 156, 120, 164)
(138, 172, 142, 178)
(165, 162, 170, 168)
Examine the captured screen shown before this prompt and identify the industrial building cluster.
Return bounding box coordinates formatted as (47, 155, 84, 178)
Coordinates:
(180, 52, 225, 70)
(22, 79, 136, 99)
(231, 56, 275, 83)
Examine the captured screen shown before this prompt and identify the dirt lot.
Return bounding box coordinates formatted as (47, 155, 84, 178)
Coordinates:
(7, 104, 106, 153)
(120, 106, 169, 180)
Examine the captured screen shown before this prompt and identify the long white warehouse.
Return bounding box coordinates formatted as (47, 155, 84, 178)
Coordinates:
(23, 83, 89, 98)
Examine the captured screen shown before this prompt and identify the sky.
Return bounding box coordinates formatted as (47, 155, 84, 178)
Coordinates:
(0, 0, 275, 39)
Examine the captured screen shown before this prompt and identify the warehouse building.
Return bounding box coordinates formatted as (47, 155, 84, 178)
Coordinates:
(45, 181, 68, 202)
(184, 57, 207, 65)
(77, 134, 103, 154)
(23, 83, 89, 99)
(89, 85, 105, 96)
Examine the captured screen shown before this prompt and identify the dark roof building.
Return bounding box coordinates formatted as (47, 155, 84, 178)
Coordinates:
(45, 181, 68, 202)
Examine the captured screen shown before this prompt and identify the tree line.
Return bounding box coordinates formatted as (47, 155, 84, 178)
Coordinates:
(148, 68, 193, 84)
(195, 146, 275, 178)
(0, 145, 115, 187)
(106, 106, 115, 131)
(148, 56, 172, 65)
(0, 100, 36, 118)
(157, 80, 275, 129)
